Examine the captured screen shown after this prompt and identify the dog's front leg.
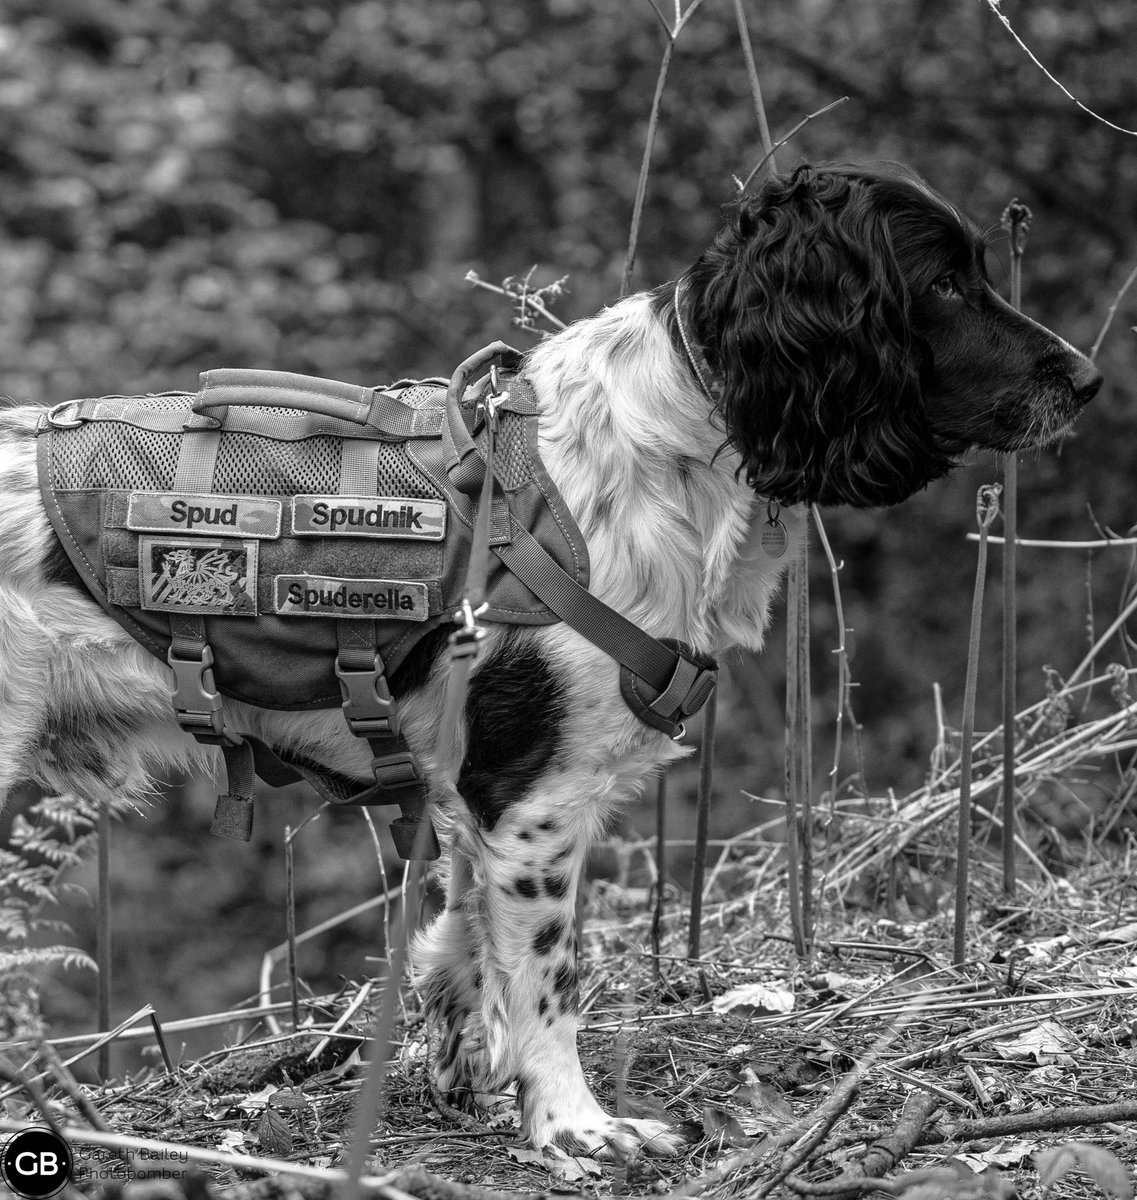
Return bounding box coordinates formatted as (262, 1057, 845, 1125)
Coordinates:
(420, 789, 685, 1161)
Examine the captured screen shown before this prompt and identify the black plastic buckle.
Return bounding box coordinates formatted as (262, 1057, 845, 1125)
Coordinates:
(372, 752, 422, 790)
(681, 666, 718, 717)
(336, 653, 400, 738)
(168, 643, 233, 745)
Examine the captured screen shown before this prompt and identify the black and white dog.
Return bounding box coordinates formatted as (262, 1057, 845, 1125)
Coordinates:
(0, 164, 1101, 1159)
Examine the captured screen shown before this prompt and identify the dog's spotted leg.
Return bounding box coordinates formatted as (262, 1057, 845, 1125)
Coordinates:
(415, 632, 685, 1160)
(414, 840, 494, 1110)
(459, 796, 685, 1161)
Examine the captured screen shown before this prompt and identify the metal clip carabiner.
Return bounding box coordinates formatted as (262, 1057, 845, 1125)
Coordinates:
(450, 598, 489, 658)
(480, 364, 506, 425)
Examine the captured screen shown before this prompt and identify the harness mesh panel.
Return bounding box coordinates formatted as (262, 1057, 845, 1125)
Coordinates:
(395, 384, 445, 410)
(51, 421, 182, 491)
(371, 442, 443, 498)
(214, 433, 342, 495)
(478, 411, 532, 491)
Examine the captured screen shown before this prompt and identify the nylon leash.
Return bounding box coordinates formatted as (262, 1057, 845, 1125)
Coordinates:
(434, 365, 503, 779)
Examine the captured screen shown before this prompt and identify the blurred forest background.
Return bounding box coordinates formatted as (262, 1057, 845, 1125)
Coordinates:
(3, 0, 1136, 1056)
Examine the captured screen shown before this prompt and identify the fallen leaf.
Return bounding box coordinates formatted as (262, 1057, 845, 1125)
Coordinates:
(215, 1130, 248, 1154)
(992, 1019, 1077, 1063)
(1036, 1141, 1134, 1200)
(257, 1107, 292, 1156)
(955, 1141, 1033, 1170)
(702, 1104, 752, 1146)
(506, 1145, 603, 1180)
(711, 983, 794, 1015)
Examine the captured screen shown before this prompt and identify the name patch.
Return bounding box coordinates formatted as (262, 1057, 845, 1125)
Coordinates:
(128, 492, 282, 539)
(274, 574, 429, 621)
(140, 537, 258, 616)
(291, 495, 445, 540)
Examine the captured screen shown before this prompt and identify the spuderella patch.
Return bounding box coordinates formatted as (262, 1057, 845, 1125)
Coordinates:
(128, 491, 282, 539)
(291, 495, 446, 540)
(274, 574, 430, 620)
(139, 537, 258, 615)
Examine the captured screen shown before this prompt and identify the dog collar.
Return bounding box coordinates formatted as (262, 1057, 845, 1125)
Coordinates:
(673, 280, 722, 406)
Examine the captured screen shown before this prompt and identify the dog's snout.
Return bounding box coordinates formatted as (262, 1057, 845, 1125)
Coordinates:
(1070, 356, 1103, 404)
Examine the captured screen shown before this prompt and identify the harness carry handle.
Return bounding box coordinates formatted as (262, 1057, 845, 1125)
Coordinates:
(190, 368, 431, 438)
(443, 342, 524, 495)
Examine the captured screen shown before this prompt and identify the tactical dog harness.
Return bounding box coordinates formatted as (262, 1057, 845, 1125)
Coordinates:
(36, 346, 718, 856)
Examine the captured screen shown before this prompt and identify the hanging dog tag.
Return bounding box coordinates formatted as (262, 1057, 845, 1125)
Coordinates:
(761, 502, 788, 559)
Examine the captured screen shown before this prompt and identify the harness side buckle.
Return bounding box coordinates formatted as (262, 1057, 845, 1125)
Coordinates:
(335, 652, 400, 739)
(168, 643, 239, 746)
(371, 751, 422, 789)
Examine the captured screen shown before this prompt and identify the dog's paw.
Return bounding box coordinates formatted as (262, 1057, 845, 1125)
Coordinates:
(534, 1110, 688, 1162)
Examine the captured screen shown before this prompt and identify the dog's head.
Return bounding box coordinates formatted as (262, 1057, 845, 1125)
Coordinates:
(682, 162, 1102, 507)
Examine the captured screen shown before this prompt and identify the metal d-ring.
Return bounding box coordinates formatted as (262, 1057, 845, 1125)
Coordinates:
(46, 400, 85, 429)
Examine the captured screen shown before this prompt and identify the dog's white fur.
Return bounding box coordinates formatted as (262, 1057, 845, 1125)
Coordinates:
(0, 292, 798, 1158)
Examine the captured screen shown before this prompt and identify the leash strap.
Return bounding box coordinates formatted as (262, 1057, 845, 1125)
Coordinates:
(435, 371, 501, 781)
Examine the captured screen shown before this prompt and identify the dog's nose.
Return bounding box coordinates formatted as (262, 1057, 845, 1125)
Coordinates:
(1071, 356, 1103, 404)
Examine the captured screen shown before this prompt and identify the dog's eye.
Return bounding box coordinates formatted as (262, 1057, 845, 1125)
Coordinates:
(932, 273, 959, 299)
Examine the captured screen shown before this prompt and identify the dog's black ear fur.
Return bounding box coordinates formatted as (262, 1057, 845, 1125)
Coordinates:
(686, 164, 958, 507)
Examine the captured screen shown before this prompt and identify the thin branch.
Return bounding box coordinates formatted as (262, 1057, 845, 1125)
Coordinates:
(1090, 258, 1137, 363)
(985, 1, 1137, 136)
(736, 98, 849, 194)
(812, 504, 850, 798)
(465, 271, 567, 332)
(733, 0, 775, 165)
(955, 484, 1002, 965)
(622, 38, 676, 297)
(643, 0, 670, 38)
(967, 533, 1137, 549)
(623, 0, 707, 295)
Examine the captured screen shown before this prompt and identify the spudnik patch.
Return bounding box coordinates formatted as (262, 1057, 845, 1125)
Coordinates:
(291, 495, 446, 539)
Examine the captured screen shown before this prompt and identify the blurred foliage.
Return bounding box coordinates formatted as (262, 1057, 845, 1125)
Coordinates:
(3, 0, 1137, 1037)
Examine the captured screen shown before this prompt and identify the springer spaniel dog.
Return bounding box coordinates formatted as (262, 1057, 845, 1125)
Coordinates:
(0, 164, 1101, 1160)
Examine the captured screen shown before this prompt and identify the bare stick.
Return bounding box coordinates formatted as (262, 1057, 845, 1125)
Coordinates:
(813, 504, 850, 802)
(622, 0, 707, 296)
(784, 558, 807, 958)
(984, 1, 1137, 136)
(1000, 199, 1030, 899)
(918, 1099, 1137, 1145)
(652, 773, 666, 981)
(285, 826, 300, 1030)
(687, 690, 717, 960)
(623, 37, 674, 298)
(465, 271, 567, 333)
(968, 533, 1137, 549)
(1090, 258, 1137, 363)
(955, 485, 1001, 965)
(736, 98, 849, 194)
(97, 805, 111, 1080)
(732, 0, 775, 169)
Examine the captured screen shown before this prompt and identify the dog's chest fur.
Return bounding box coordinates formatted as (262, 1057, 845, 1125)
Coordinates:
(531, 293, 803, 659)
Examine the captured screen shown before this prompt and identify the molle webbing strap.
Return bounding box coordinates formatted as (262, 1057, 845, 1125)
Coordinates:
(333, 433, 438, 859)
(338, 438, 382, 495)
(167, 428, 233, 744)
(168, 417, 259, 838)
(493, 525, 718, 734)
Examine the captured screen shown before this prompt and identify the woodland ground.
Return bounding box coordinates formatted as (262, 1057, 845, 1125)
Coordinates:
(5, 828, 1136, 1200)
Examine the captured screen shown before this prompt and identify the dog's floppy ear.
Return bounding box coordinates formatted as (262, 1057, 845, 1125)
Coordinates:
(687, 165, 956, 507)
